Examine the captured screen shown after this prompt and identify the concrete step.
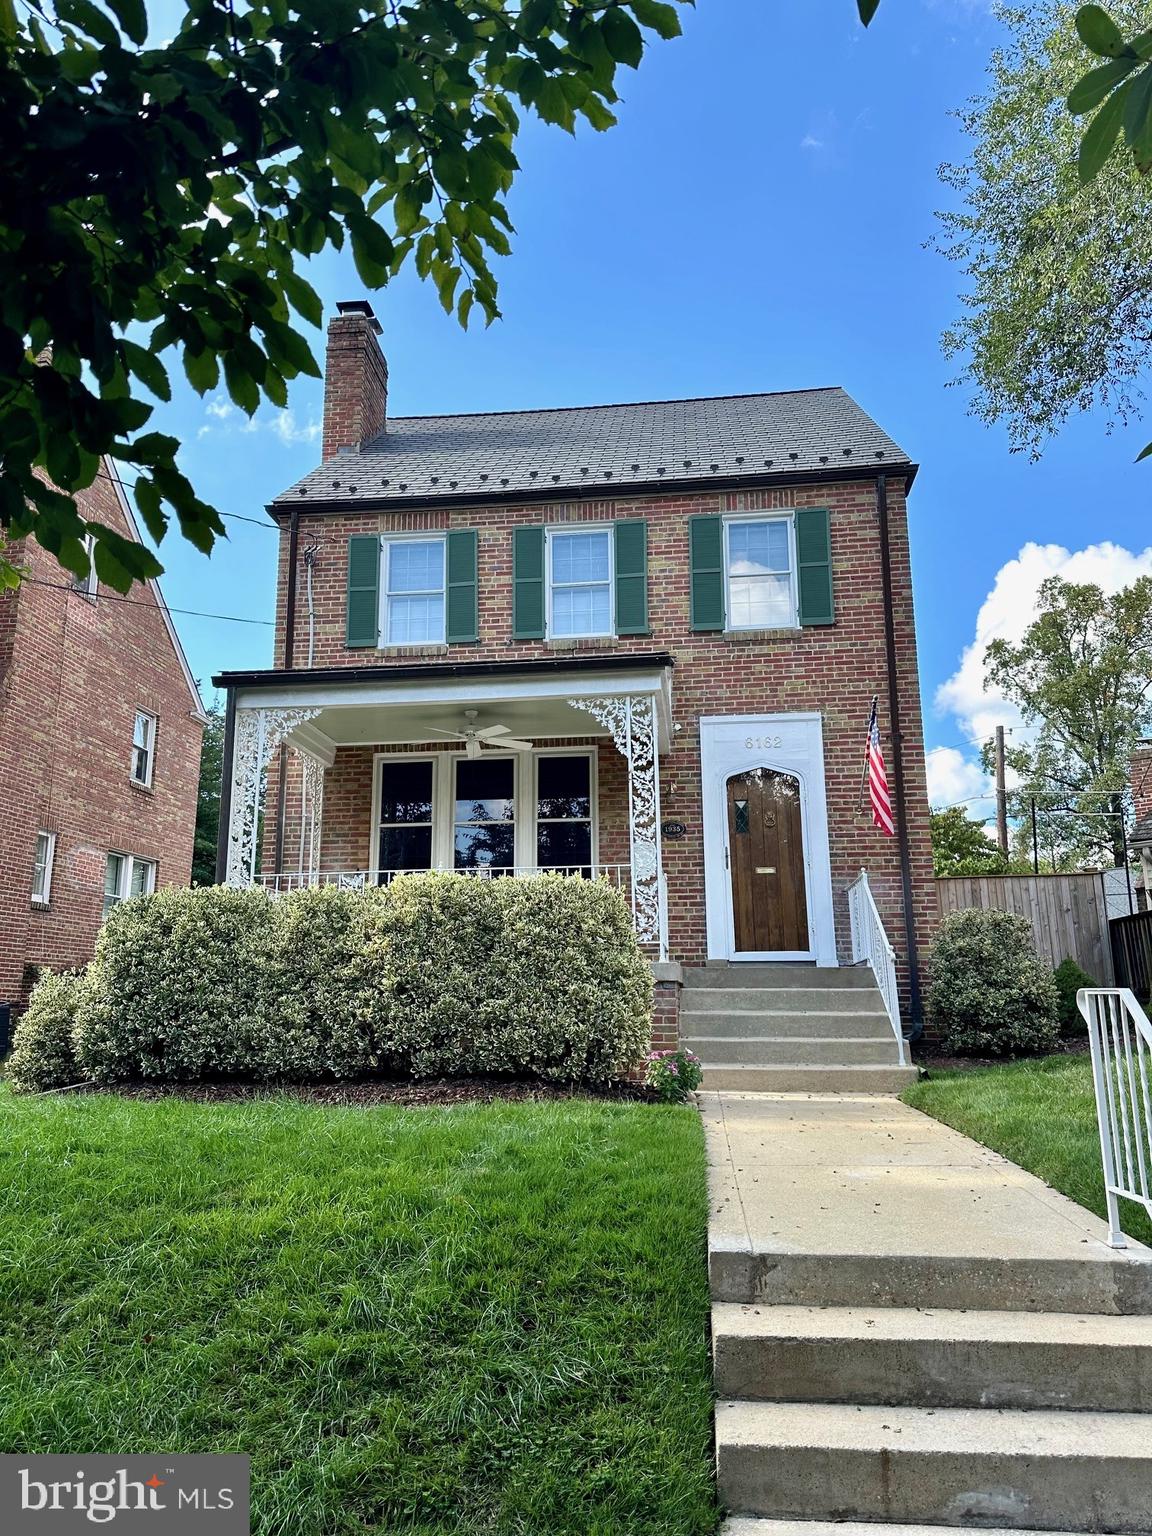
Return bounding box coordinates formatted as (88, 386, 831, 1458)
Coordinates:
(710, 1242, 1152, 1317)
(712, 1302, 1152, 1412)
(682, 989, 888, 1015)
(682, 1009, 895, 1040)
(689, 1037, 899, 1067)
(722, 1520, 1099, 1536)
(701, 1064, 916, 1094)
(684, 964, 880, 990)
(715, 1399, 1152, 1531)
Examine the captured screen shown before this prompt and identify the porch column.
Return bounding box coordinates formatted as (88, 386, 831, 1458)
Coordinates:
(225, 706, 323, 886)
(294, 747, 326, 881)
(567, 692, 667, 958)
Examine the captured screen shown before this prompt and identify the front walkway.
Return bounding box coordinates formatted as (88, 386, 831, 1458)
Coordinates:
(703, 1091, 1152, 1533)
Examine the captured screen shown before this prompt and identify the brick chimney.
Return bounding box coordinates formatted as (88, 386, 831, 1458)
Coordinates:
(321, 300, 388, 460)
(1132, 741, 1152, 825)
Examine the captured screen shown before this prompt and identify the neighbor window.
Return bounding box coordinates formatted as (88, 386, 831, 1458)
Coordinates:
(103, 853, 156, 916)
(131, 710, 157, 786)
(536, 755, 593, 872)
(377, 759, 435, 874)
(381, 536, 446, 645)
(725, 516, 796, 629)
(73, 532, 98, 598)
(31, 831, 55, 905)
(547, 527, 613, 638)
(454, 757, 515, 871)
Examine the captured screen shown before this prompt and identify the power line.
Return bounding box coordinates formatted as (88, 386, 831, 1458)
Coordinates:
(93, 464, 276, 532)
(17, 573, 274, 626)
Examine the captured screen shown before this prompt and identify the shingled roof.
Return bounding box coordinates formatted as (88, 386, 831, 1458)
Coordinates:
(273, 387, 913, 511)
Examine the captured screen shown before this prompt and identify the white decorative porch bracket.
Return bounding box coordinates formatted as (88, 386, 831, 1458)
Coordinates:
(225, 706, 323, 886)
(567, 693, 667, 958)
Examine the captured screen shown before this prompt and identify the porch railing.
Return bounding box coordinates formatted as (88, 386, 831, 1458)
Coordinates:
(847, 868, 906, 1067)
(1077, 987, 1152, 1248)
(255, 864, 633, 897)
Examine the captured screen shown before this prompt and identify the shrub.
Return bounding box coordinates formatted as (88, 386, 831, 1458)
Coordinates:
(6, 969, 86, 1093)
(363, 872, 653, 1082)
(644, 1048, 703, 1103)
(1053, 957, 1097, 1037)
(75, 885, 275, 1081)
(928, 907, 1059, 1057)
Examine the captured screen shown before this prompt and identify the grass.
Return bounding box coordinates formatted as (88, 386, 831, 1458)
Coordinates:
(0, 1090, 717, 1536)
(905, 1053, 1152, 1248)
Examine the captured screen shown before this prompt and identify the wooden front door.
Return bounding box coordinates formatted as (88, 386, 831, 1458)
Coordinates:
(726, 769, 810, 954)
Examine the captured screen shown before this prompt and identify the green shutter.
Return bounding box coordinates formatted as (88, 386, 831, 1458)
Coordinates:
(689, 515, 725, 631)
(614, 520, 648, 635)
(512, 526, 545, 639)
(446, 529, 478, 644)
(796, 507, 835, 626)
(345, 534, 381, 648)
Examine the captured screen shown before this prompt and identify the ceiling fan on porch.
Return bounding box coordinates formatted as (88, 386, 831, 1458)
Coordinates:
(426, 710, 534, 759)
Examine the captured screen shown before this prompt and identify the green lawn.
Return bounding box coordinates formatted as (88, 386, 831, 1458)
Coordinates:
(905, 1053, 1152, 1248)
(0, 1090, 717, 1536)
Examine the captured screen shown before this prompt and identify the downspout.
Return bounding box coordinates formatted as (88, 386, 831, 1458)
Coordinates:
(875, 473, 923, 1027)
(273, 507, 301, 875)
(214, 685, 237, 883)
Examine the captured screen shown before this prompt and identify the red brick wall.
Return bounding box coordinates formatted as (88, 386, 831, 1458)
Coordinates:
(321, 305, 389, 462)
(0, 470, 205, 1007)
(264, 473, 935, 1012)
(1132, 743, 1152, 826)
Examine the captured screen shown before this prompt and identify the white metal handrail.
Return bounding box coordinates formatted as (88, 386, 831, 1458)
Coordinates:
(1077, 987, 1152, 1248)
(847, 868, 906, 1067)
(254, 864, 633, 896)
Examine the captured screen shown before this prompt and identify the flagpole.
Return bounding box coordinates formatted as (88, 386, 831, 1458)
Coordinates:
(859, 695, 878, 813)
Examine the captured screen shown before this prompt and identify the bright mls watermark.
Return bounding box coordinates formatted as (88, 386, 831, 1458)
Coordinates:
(0, 1455, 249, 1531)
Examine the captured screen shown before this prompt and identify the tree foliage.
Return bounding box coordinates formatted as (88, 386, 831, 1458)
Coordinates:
(192, 698, 225, 885)
(930, 806, 1010, 877)
(936, 2, 1152, 459)
(984, 574, 1152, 866)
(0, 0, 692, 592)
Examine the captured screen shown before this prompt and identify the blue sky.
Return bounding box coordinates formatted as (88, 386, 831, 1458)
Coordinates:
(145, 0, 1152, 811)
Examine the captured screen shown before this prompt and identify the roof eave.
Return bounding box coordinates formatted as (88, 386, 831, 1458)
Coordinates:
(265, 460, 919, 520)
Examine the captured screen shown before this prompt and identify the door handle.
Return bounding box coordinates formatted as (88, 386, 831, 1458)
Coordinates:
(756, 866, 777, 875)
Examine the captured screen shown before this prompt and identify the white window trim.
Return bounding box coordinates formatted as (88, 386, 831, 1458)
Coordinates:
(722, 513, 799, 632)
(31, 831, 56, 907)
(131, 709, 157, 788)
(378, 533, 447, 648)
(545, 525, 615, 641)
(103, 852, 157, 917)
(369, 747, 599, 876)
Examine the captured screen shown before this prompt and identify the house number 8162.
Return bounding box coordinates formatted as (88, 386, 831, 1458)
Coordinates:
(745, 734, 782, 749)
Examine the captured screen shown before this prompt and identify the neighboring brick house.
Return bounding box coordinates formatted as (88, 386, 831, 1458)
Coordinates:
(1129, 741, 1152, 910)
(0, 464, 207, 1020)
(212, 300, 934, 1042)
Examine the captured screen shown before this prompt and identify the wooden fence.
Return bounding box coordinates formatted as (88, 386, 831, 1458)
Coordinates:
(1110, 910, 1152, 1000)
(936, 874, 1114, 985)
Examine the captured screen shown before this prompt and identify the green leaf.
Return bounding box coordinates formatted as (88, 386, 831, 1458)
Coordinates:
(1123, 62, 1152, 163)
(279, 271, 322, 329)
(1076, 4, 1126, 59)
(856, 0, 880, 23)
(1079, 82, 1128, 180)
(222, 352, 260, 417)
(103, 0, 146, 45)
(350, 217, 395, 287)
(56, 0, 121, 48)
(629, 0, 682, 40)
(92, 525, 164, 593)
(183, 347, 220, 395)
(261, 318, 321, 379)
(120, 339, 171, 402)
(1068, 55, 1138, 114)
(601, 7, 644, 67)
(1136, 439, 1152, 461)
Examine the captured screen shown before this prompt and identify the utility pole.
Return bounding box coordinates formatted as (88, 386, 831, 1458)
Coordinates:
(1030, 796, 1039, 874)
(995, 725, 1009, 857)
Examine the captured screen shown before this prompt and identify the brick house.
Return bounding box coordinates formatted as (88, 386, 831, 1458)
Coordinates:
(0, 463, 207, 1021)
(212, 301, 934, 1065)
(1129, 741, 1152, 910)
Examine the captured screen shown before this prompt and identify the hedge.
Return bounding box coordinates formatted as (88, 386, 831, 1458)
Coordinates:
(10, 875, 653, 1091)
(927, 906, 1059, 1057)
(5, 969, 86, 1093)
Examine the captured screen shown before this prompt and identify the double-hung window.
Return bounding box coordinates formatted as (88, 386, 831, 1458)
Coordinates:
(103, 853, 156, 917)
(31, 831, 55, 905)
(536, 755, 593, 872)
(131, 710, 157, 787)
(381, 536, 446, 645)
(547, 527, 613, 638)
(454, 758, 516, 871)
(725, 516, 797, 630)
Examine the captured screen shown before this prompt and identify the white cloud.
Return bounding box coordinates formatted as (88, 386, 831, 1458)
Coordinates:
(926, 745, 991, 812)
(933, 539, 1152, 799)
(270, 410, 322, 447)
(205, 394, 235, 420)
(199, 395, 320, 447)
(800, 134, 824, 151)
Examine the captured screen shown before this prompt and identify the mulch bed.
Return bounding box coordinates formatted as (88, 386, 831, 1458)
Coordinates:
(78, 1076, 658, 1107)
(913, 1037, 1091, 1074)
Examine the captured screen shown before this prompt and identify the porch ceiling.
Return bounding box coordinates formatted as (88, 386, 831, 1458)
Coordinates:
(308, 696, 618, 749)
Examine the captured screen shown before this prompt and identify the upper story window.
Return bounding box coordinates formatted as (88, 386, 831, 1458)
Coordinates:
(724, 516, 797, 630)
(31, 831, 55, 906)
(103, 852, 156, 917)
(382, 535, 446, 645)
(131, 710, 157, 787)
(547, 527, 613, 639)
(73, 532, 98, 598)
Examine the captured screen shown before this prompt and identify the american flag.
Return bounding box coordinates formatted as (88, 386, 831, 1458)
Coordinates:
(866, 696, 895, 837)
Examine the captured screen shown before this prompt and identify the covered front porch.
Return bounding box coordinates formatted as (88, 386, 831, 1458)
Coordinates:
(215, 656, 675, 958)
